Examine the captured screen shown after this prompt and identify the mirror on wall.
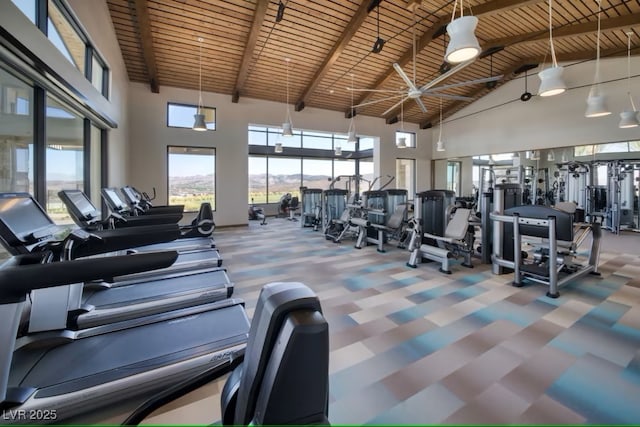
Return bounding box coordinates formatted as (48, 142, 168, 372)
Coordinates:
(436, 140, 640, 234)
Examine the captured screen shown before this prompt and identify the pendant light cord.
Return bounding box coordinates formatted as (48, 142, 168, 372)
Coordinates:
(198, 37, 203, 113)
(627, 32, 637, 111)
(593, 0, 602, 85)
(349, 73, 355, 133)
(450, 0, 464, 22)
(548, 0, 558, 67)
(438, 97, 443, 141)
(285, 58, 292, 122)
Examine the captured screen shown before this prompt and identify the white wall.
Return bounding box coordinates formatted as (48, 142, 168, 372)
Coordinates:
(127, 83, 433, 226)
(431, 56, 640, 159)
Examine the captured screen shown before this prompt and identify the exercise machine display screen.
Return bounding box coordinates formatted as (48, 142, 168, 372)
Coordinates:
(104, 188, 126, 209)
(0, 194, 55, 241)
(67, 191, 95, 218)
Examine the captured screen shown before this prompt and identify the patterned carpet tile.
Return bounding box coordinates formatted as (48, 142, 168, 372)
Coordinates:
(211, 218, 640, 424)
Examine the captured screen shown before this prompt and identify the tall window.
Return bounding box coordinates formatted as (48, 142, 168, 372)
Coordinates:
(268, 157, 301, 201)
(302, 158, 332, 191)
(0, 68, 34, 194)
(168, 146, 216, 211)
(447, 161, 461, 195)
(249, 156, 267, 203)
(396, 158, 416, 198)
(46, 95, 83, 224)
(167, 103, 216, 130)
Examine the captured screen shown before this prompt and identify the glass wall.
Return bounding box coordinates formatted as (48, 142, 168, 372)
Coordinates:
(167, 146, 216, 211)
(268, 157, 301, 201)
(0, 68, 34, 194)
(447, 161, 461, 195)
(45, 96, 84, 223)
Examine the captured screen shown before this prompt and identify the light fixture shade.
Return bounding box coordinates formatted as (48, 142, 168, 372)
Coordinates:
(282, 121, 293, 137)
(193, 113, 207, 131)
(585, 90, 611, 117)
(436, 139, 445, 152)
(397, 137, 407, 148)
(538, 66, 566, 97)
(274, 142, 284, 153)
(561, 150, 568, 163)
(619, 110, 639, 128)
(547, 150, 555, 162)
(445, 16, 481, 64)
(347, 129, 357, 143)
(335, 146, 342, 156)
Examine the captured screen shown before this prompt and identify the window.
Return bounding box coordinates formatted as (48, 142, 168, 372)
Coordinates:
(168, 146, 215, 211)
(0, 68, 34, 195)
(630, 141, 640, 152)
(396, 158, 416, 198)
(575, 142, 640, 157)
(47, 0, 86, 72)
(46, 95, 84, 224)
(268, 157, 301, 201)
(167, 103, 216, 130)
(396, 131, 416, 148)
(11, 0, 37, 24)
(248, 156, 267, 203)
(302, 131, 332, 150)
(447, 161, 461, 195)
(359, 136, 374, 151)
(302, 158, 332, 191)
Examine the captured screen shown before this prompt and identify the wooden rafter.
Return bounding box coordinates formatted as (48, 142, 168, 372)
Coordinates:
(232, 0, 270, 103)
(353, 0, 541, 112)
(485, 12, 640, 51)
(382, 11, 640, 121)
(294, 0, 373, 112)
(418, 47, 634, 129)
(132, 0, 159, 93)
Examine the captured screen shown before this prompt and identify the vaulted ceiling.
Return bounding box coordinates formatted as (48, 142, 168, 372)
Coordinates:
(106, 0, 640, 128)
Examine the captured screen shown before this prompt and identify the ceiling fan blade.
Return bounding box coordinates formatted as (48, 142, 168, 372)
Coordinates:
(419, 59, 475, 92)
(382, 96, 409, 116)
(393, 63, 419, 92)
(424, 93, 473, 101)
(354, 94, 405, 109)
(347, 87, 405, 94)
(426, 75, 505, 92)
(415, 97, 427, 113)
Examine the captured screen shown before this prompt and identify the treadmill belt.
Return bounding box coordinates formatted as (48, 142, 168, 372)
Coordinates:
(10, 304, 249, 396)
(83, 269, 230, 307)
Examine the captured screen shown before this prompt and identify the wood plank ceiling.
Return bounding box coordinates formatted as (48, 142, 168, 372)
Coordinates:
(107, 0, 640, 128)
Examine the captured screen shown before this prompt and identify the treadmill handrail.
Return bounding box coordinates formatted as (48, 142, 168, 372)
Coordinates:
(0, 251, 178, 303)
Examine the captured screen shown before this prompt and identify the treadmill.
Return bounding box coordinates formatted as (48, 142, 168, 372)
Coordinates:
(120, 186, 184, 216)
(1, 193, 221, 284)
(101, 188, 222, 270)
(0, 252, 249, 424)
(59, 189, 215, 253)
(0, 194, 234, 335)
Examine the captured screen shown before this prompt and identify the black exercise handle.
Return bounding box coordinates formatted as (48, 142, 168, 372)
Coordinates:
(0, 251, 178, 303)
(72, 224, 181, 258)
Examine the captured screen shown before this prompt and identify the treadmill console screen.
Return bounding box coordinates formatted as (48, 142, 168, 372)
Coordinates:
(104, 188, 126, 209)
(67, 191, 96, 218)
(0, 194, 56, 243)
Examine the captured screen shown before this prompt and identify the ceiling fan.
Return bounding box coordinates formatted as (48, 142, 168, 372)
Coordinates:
(348, 8, 503, 116)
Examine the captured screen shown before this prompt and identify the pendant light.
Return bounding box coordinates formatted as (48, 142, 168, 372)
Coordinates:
(585, 0, 611, 117)
(347, 74, 357, 143)
(619, 32, 639, 128)
(445, 0, 480, 64)
(547, 150, 555, 162)
(436, 98, 445, 152)
(397, 102, 407, 148)
(538, 0, 566, 97)
(282, 58, 294, 137)
(335, 145, 342, 156)
(274, 142, 283, 153)
(192, 37, 207, 131)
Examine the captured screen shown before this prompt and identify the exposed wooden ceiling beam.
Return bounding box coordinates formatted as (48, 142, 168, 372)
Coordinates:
(382, 10, 638, 121)
(232, 0, 270, 103)
(354, 0, 540, 110)
(485, 12, 640, 51)
(418, 47, 633, 129)
(294, 0, 372, 112)
(132, 0, 159, 93)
